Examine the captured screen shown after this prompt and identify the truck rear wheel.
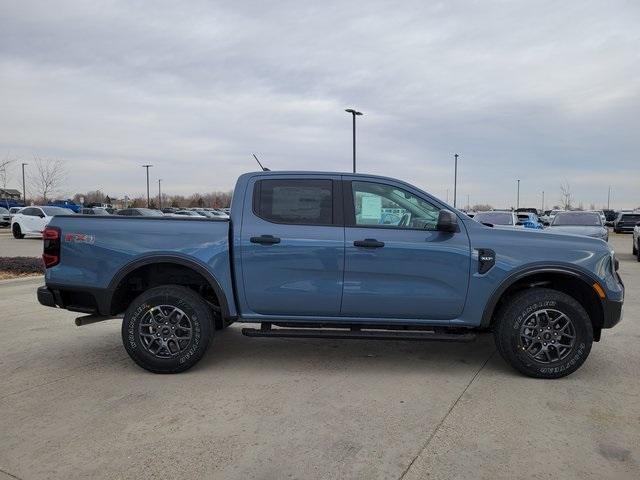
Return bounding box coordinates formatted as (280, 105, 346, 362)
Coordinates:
(122, 285, 214, 373)
(493, 288, 593, 379)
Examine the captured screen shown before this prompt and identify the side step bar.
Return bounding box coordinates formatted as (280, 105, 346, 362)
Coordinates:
(242, 324, 476, 342)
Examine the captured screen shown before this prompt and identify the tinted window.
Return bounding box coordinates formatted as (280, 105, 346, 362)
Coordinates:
(351, 181, 439, 230)
(21, 208, 38, 216)
(621, 214, 640, 222)
(256, 179, 333, 225)
(552, 212, 601, 226)
(42, 206, 72, 216)
(474, 212, 514, 225)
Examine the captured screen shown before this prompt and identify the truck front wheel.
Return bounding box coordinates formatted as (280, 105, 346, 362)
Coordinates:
(494, 288, 593, 379)
(122, 285, 214, 373)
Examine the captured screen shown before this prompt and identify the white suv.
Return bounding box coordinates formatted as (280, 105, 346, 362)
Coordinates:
(633, 222, 640, 262)
(11, 206, 73, 239)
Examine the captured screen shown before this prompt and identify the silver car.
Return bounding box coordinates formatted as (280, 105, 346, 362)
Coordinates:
(548, 211, 608, 242)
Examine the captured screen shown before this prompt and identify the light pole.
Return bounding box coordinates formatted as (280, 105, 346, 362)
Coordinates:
(453, 153, 459, 208)
(142, 164, 153, 208)
(21, 163, 28, 205)
(541, 190, 545, 212)
(158, 179, 162, 209)
(516, 179, 520, 210)
(607, 185, 611, 210)
(345, 108, 363, 173)
(467, 194, 470, 210)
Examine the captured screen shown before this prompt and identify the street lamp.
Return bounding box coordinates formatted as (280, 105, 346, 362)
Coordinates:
(142, 164, 153, 208)
(21, 163, 28, 205)
(453, 154, 459, 208)
(516, 179, 521, 210)
(158, 179, 162, 209)
(345, 108, 363, 173)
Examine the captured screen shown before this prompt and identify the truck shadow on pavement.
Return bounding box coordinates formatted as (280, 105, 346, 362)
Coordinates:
(185, 325, 513, 377)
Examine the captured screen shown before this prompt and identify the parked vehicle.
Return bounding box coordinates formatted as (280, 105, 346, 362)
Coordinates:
(81, 207, 111, 215)
(603, 209, 618, 222)
(516, 212, 544, 229)
(47, 200, 82, 213)
(548, 211, 609, 242)
(161, 207, 178, 214)
(0, 206, 11, 226)
(613, 212, 640, 233)
(171, 210, 205, 217)
(633, 222, 640, 261)
(515, 208, 540, 216)
(589, 210, 607, 225)
(12, 206, 73, 238)
(38, 171, 624, 379)
(115, 208, 164, 217)
(546, 209, 565, 225)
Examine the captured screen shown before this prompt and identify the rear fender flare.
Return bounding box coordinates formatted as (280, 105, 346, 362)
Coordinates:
(106, 254, 230, 319)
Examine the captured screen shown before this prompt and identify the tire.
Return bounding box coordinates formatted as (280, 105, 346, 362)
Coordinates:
(494, 288, 593, 379)
(12, 223, 24, 239)
(122, 285, 214, 374)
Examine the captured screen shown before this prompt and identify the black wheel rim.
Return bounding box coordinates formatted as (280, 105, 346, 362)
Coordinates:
(138, 305, 193, 358)
(519, 308, 576, 364)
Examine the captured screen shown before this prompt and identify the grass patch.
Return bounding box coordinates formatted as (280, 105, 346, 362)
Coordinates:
(0, 257, 45, 279)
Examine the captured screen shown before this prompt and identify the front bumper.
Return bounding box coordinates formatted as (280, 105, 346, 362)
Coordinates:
(602, 297, 623, 328)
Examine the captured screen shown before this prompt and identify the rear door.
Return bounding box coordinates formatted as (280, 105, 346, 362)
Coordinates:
(240, 175, 344, 316)
(20, 207, 40, 233)
(341, 178, 471, 320)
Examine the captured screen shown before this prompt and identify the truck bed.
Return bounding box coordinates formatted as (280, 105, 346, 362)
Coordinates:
(44, 215, 235, 316)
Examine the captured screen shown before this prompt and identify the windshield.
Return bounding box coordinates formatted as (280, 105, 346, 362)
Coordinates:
(42, 206, 74, 216)
(552, 212, 601, 226)
(474, 212, 513, 225)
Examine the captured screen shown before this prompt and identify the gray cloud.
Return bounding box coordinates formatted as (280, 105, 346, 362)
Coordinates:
(1, 0, 639, 208)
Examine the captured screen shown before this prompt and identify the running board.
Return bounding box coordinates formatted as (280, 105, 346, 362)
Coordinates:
(242, 325, 476, 342)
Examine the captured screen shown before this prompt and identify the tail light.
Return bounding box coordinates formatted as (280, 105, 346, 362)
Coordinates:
(43, 226, 61, 268)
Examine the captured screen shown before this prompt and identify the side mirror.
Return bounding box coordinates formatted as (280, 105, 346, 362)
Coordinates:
(515, 221, 524, 226)
(38, 213, 45, 218)
(437, 209, 458, 233)
(543, 221, 550, 226)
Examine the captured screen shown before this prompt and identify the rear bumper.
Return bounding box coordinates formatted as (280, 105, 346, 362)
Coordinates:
(37, 286, 57, 308)
(37, 284, 102, 314)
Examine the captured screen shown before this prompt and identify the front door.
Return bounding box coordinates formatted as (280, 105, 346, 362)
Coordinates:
(240, 176, 344, 317)
(341, 179, 471, 320)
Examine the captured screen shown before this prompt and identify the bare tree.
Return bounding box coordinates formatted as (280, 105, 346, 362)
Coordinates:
(0, 154, 14, 191)
(29, 156, 67, 203)
(560, 180, 573, 210)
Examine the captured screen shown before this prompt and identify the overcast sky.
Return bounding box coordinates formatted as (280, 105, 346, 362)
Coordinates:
(1, 0, 639, 208)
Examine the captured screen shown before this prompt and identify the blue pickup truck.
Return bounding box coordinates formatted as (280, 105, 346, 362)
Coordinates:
(37, 172, 624, 378)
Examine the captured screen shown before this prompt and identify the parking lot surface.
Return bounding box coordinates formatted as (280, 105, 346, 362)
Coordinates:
(0, 229, 42, 257)
(0, 234, 638, 480)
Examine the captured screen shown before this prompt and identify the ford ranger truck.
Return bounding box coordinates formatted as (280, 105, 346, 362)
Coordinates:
(37, 172, 624, 378)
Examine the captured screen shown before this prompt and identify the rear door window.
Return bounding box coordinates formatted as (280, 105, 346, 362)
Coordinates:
(254, 179, 334, 225)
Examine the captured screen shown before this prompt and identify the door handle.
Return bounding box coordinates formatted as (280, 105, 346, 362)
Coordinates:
(250, 235, 281, 245)
(353, 238, 385, 248)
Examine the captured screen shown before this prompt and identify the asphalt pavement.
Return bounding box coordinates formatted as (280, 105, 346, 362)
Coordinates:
(0, 234, 638, 479)
(0, 228, 43, 257)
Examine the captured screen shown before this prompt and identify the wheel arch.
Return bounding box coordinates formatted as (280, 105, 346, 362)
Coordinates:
(106, 255, 231, 322)
(481, 266, 605, 339)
